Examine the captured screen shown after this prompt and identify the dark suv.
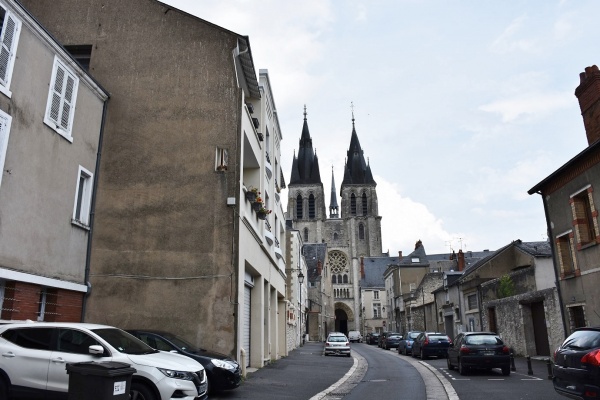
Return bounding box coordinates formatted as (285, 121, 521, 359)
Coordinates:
(553, 327, 600, 399)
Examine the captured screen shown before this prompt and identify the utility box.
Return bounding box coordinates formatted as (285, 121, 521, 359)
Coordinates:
(66, 361, 136, 400)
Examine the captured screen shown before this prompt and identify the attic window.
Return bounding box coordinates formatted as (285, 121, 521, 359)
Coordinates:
(411, 257, 419, 263)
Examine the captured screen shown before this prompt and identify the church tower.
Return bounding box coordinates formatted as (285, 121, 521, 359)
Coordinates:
(287, 107, 327, 243)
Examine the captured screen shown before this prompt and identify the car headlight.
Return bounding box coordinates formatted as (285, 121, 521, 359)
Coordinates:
(157, 368, 195, 380)
(211, 358, 238, 371)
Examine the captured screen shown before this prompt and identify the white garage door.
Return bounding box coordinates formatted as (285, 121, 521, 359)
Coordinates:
(243, 284, 251, 367)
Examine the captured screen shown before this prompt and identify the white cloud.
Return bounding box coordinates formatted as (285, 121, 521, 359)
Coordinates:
(479, 91, 573, 122)
(491, 15, 538, 54)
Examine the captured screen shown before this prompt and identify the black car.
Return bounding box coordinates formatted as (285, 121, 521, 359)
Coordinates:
(553, 327, 600, 399)
(128, 329, 242, 394)
(447, 332, 510, 376)
(382, 334, 402, 350)
(412, 332, 452, 359)
(367, 332, 380, 345)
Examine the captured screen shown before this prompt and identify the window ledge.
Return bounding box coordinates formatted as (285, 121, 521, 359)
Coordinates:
(44, 119, 73, 143)
(579, 241, 597, 251)
(71, 219, 90, 231)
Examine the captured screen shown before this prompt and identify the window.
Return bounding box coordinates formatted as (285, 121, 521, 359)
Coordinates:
(309, 194, 315, 218)
(358, 223, 365, 240)
(3, 327, 53, 350)
(373, 290, 379, 300)
(362, 193, 367, 215)
(569, 306, 586, 330)
(570, 187, 598, 248)
(64, 45, 92, 71)
(303, 228, 308, 242)
(373, 303, 381, 318)
(44, 56, 79, 141)
(0, 108, 11, 188)
(57, 329, 101, 354)
(296, 194, 303, 219)
(332, 275, 337, 284)
(556, 232, 577, 277)
(343, 274, 348, 284)
(467, 293, 477, 310)
(215, 147, 228, 171)
(0, 4, 20, 97)
(350, 193, 356, 215)
(72, 166, 93, 226)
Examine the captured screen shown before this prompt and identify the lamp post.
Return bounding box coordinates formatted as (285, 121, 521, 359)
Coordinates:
(298, 270, 305, 346)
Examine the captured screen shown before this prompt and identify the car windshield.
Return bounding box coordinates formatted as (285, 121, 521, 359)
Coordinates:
(159, 332, 202, 353)
(562, 330, 600, 350)
(464, 335, 503, 345)
(328, 336, 347, 342)
(92, 328, 157, 355)
(408, 332, 421, 339)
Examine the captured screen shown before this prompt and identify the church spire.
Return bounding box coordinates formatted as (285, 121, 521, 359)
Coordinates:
(329, 167, 339, 218)
(342, 111, 376, 185)
(290, 105, 322, 185)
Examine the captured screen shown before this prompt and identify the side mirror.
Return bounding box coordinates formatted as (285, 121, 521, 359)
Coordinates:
(89, 345, 104, 355)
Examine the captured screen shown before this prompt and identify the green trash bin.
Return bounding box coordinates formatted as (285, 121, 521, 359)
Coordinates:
(66, 361, 136, 400)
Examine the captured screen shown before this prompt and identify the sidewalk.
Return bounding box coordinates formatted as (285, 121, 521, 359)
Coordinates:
(212, 342, 355, 399)
(511, 355, 554, 380)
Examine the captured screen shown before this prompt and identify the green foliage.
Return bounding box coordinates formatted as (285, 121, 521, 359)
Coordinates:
(497, 274, 515, 299)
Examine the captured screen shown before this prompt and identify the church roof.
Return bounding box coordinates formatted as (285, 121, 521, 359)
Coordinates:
(329, 168, 339, 211)
(342, 118, 376, 186)
(361, 256, 400, 288)
(289, 107, 322, 185)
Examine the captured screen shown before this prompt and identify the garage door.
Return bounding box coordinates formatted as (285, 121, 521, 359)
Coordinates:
(243, 284, 251, 367)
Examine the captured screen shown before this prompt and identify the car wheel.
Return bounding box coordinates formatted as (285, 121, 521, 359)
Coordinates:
(458, 358, 468, 376)
(502, 366, 510, 376)
(0, 376, 9, 399)
(447, 356, 454, 370)
(131, 382, 158, 400)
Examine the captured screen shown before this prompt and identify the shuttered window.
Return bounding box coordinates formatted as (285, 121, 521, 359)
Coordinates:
(72, 166, 93, 226)
(0, 5, 21, 97)
(44, 57, 79, 141)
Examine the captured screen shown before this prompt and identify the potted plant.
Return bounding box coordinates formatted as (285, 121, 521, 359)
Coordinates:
(246, 187, 259, 202)
(252, 196, 263, 211)
(257, 206, 272, 220)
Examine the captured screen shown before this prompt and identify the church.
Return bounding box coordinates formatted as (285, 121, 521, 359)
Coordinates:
(287, 107, 384, 335)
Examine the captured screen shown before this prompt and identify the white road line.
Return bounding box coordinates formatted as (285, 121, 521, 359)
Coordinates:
(309, 353, 358, 400)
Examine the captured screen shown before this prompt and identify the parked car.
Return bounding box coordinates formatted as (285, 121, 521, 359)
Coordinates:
(0, 322, 208, 400)
(127, 329, 241, 394)
(382, 334, 402, 350)
(348, 330, 362, 343)
(366, 332, 380, 345)
(412, 332, 452, 359)
(397, 331, 423, 355)
(324, 332, 351, 357)
(378, 331, 396, 348)
(552, 327, 600, 399)
(447, 331, 510, 376)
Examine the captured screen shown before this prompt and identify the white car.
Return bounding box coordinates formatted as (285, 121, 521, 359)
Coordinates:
(348, 330, 362, 343)
(0, 321, 207, 400)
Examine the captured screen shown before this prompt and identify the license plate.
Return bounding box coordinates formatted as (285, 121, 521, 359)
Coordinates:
(483, 351, 494, 355)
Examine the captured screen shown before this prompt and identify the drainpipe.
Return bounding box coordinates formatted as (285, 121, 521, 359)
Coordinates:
(81, 99, 109, 321)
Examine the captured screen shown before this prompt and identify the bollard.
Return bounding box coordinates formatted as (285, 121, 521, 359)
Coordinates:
(240, 348, 247, 378)
(510, 353, 516, 372)
(546, 359, 553, 380)
(527, 355, 533, 375)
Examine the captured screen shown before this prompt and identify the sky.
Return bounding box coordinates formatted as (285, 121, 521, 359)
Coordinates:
(163, 0, 600, 255)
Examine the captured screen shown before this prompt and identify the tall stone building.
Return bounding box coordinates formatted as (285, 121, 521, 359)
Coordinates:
(287, 110, 383, 334)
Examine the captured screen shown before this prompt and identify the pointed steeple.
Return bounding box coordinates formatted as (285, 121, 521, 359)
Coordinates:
(329, 167, 339, 218)
(342, 112, 376, 185)
(289, 105, 323, 185)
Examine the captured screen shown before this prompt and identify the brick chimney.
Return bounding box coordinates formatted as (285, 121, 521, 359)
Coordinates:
(457, 249, 465, 271)
(575, 65, 600, 145)
(398, 251, 403, 260)
(360, 256, 365, 279)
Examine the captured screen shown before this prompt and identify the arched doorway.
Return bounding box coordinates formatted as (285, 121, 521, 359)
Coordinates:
(335, 309, 348, 335)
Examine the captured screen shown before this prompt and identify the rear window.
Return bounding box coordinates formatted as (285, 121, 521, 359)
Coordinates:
(2, 327, 54, 350)
(464, 335, 502, 345)
(562, 330, 600, 350)
(408, 332, 421, 339)
(328, 336, 347, 342)
(429, 335, 449, 341)
(389, 335, 401, 339)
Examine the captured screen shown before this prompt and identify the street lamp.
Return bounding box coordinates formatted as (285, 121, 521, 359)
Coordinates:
(298, 270, 305, 346)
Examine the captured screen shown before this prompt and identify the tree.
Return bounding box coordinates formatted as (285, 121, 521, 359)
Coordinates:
(497, 274, 515, 299)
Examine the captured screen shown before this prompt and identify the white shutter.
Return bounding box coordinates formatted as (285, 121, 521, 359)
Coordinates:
(0, 109, 12, 189)
(243, 285, 251, 367)
(45, 57, 79, 140)
(0, 11, 20, 89)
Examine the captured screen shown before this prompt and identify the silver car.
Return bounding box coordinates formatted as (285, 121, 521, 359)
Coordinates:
(324, 333, 351, 357)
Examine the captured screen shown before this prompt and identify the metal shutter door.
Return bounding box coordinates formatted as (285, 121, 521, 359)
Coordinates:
(243, 285, 251, 367)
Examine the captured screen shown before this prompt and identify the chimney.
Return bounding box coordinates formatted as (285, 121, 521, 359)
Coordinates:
(398, 251, 403, 259)
(457, 249, 465, 271)
(360, 256, 365, 279)
(575, 65, 600, 145)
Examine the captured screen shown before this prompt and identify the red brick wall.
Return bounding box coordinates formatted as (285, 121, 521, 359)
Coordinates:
(1, 281, 83, 322)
